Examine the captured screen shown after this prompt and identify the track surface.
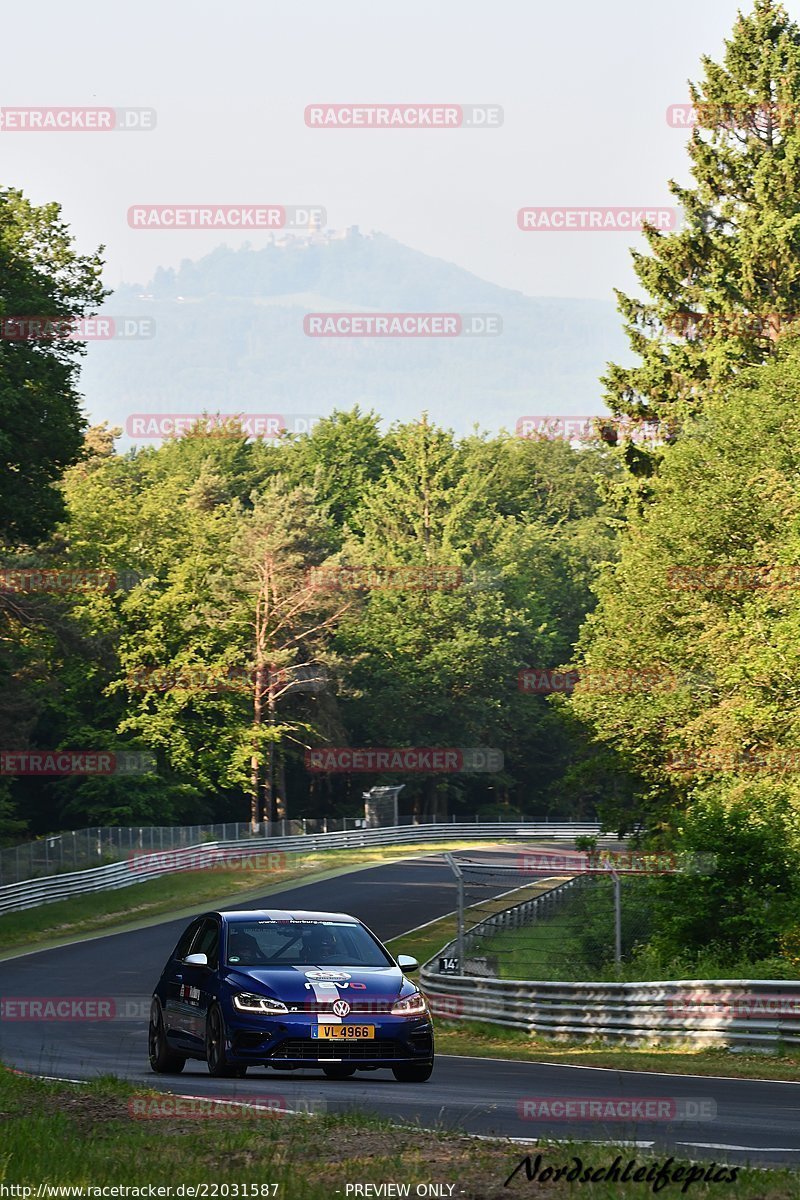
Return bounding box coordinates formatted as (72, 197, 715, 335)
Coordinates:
(3, 849, 800, 1168)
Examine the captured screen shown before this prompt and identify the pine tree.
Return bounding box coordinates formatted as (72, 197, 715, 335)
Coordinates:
(604, 0, 800, 467)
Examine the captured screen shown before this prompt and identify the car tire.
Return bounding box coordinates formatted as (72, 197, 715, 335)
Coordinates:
(391, 1061, 434, 1083)
(206, 1005, 246, 1078)
(321, 1064, 357, 1079)
(149, 1001, 186, 1074)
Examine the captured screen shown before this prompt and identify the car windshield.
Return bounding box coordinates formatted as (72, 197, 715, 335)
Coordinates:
(225, 919, 394, 967)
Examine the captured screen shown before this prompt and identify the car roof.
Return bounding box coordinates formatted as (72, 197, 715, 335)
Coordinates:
(211, 909, 361, 924)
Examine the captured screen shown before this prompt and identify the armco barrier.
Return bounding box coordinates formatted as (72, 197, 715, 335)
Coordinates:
(420, 968, 800, 1049)
(422, 879, 800, 1049)
(0, 822, 604, 916)
(422, 877, 800, 1050)
(0, 818, 609, 885)
(422, 873, 800, 1051)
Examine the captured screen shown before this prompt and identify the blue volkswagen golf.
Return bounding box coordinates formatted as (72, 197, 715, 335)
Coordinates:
(149, 909, 434, 1081)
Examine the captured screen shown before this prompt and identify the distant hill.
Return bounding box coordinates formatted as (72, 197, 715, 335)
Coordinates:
(78, 229, 631, 442)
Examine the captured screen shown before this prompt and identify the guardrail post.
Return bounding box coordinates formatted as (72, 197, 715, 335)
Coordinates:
(444, 853, 466, 973)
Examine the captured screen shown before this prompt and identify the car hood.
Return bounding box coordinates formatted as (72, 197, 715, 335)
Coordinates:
(224, 965, 414, 1004)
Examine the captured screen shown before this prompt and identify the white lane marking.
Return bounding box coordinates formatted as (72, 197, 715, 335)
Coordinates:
(676, 1142, 800, 1153)
(172, 1090, 317, 1118)
(5, 1070, 87, 1085)
(439, 1053, 800, 1087)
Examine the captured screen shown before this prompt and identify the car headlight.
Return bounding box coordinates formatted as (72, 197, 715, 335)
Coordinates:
(232, 991, 288, 1014)
(391, 991, 428, 1017)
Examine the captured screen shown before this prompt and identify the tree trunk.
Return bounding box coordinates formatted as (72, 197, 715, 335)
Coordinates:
(250, 662, 268, 832)
(275, 753, 287, 822)
(261, 663, 279, 825)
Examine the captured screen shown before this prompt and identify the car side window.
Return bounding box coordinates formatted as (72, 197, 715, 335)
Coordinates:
(191, 918, 220, 969)
(173, 919, 201, 962)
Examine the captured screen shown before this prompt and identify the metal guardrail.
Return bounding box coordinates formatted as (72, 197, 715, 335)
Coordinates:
(420, 880, 800, 1049)
(421, 970, 800, 1049)
(0, 822, 604, 916)
(0, 817, 605, 885)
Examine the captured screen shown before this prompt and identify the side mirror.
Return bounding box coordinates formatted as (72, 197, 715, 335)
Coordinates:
(184, 952, 209, 967)
(396, 954, 419, 972)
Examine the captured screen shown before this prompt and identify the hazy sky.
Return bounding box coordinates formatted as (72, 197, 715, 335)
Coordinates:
(0, 0, 778, 301)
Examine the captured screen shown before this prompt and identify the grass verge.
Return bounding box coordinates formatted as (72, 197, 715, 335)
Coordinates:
(385, 874, 570, 968)
(1, 1066, 797, 1198)
(468, 902, 798, 983)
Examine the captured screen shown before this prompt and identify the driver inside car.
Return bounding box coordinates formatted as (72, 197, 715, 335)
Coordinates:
(227, 928, 264, 964)
(301, 924, 341, 963)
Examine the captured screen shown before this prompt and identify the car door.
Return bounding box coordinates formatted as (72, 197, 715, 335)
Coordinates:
(162, 918, 202, 1046)
(178, 916, 221, 1047)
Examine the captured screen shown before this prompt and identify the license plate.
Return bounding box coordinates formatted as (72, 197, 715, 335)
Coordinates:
(312, 1025, 375, 1040)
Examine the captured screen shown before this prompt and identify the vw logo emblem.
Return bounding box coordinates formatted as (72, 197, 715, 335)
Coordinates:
(332, 999, 350, 1017)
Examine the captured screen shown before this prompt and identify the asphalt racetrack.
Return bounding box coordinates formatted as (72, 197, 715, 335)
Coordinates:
(3, 849, 800, 1168)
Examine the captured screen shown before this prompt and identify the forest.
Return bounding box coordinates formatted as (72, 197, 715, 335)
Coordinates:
(4, 0, 800, 970)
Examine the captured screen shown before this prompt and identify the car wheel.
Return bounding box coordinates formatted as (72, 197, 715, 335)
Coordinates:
(149, 1001, 186, 1074)
(392, 1061, 433, 1083)
(322, 1064, 357, 1079)
(205, 1005, 245, 1078)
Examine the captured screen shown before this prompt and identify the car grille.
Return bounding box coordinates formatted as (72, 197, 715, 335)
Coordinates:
(284, 1000, 392, 1014)
(269, 1038, 406, 1061)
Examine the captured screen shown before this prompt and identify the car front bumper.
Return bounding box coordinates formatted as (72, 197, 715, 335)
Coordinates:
(222, 1006, 434, 1066)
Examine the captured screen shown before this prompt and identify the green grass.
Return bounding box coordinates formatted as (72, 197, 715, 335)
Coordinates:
(0, 840, 502, 958)
(1, 1066, 798, 1196)
(385, 875, 571, 967)
(471, 905, 586, 979)
(468, 913, 800, 982)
